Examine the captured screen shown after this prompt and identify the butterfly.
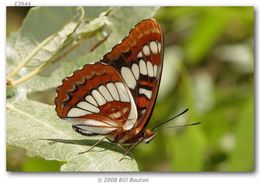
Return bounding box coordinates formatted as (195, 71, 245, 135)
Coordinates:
(55, 18, 163, 160)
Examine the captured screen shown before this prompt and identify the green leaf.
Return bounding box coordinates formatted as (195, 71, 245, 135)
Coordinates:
(25, 7, 158, 93)
(7, 7, 81, 74)
(169, 127, 207, 171)
(7, 7, 113, 87)
(184, 8, 228, 65)
(227, 98, 254, 171)
(7, 99, 139, 171)
(22, 156, 63, 172)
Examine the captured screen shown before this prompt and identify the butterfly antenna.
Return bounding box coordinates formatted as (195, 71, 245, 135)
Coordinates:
(152, 108, 189, 131)
(159, 121, 201, 129)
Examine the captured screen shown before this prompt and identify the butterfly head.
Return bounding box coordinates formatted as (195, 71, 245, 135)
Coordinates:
(143, 129, 157, 144)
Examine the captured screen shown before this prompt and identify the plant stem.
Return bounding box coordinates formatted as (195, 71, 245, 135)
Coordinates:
(7, 35, 54, 79)
(10, 63, 46, 86)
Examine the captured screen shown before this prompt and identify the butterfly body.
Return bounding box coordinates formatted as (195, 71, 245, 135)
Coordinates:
(55, 19, 163, 148)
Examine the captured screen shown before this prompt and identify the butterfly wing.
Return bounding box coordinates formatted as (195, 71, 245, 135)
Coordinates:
(55, 63, 138, 135)
(55, 18, 163, 136)
(102, 19, 164, 129)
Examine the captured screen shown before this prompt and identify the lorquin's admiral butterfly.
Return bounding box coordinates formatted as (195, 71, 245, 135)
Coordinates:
(55, 18, 186, 160)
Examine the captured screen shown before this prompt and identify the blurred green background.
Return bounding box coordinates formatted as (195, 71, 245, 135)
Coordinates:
(6, 6, 254, 172)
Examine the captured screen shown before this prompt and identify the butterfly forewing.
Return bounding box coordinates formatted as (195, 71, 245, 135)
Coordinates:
(102, 19, 163, 129)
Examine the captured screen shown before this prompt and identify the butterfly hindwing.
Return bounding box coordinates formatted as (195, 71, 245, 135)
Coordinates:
(55, 63, 138, 134)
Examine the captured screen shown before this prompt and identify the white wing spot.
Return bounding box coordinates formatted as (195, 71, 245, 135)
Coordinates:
(98, 85, 113, 102)
(143, 45, 150, 56)
(92, 89, 107, 106)
(158, 42, 161, 53)
(137, 51, 142, 58)
(106, 83, 120, 101)
(67, 108, 91, 117)
(115, 82, 130, 102)
(77, 102, 100, 113)
(147, 61, 153, 77)
(150, 41, 158, 54)
(131, 63, 139, 80)
(122, 107, 129, 114)
(121, 67, 136, 89)
(139, 59, 147, 75)
(75, 119, 118, 134)
(141, 109, 146, 115)
(85, 95, 98, 106)
(82, 119, 118, 127)
(109, 111, 122, 119)
(153, 65, 158, 77)
(122, 85, 138, 130)
(139, 88, 152, 99)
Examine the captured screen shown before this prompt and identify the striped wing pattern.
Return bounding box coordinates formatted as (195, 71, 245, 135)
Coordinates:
(55, 19, 163, 137)
(55, 63, 138, 135)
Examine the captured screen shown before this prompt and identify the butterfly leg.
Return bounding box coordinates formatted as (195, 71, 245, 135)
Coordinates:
(119, 138, 143, 161)
(78, 136, 106, 155)
(117, 144, 134, 160)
